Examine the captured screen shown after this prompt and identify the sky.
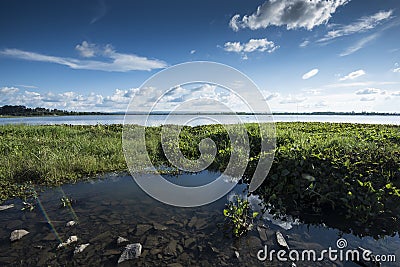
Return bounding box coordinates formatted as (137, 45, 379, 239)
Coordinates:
(0, 0, 400, 113)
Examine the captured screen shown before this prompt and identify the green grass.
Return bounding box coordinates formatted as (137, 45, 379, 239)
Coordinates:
(0, 122, 399, 237)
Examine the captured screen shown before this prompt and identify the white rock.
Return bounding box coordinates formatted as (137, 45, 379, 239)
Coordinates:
(58, 235, 78, 248)
(118, 243, 142, 263)
(10, 229, 29, 241)
(66, 220, 76, 227)
(0, 204, 14, 211)
(74, 243, 89, 254)
(234, 251, 240, 258)
(117, 236, 129, 244)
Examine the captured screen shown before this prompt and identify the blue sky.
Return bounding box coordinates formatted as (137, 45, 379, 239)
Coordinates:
(0, 0, 399, 112)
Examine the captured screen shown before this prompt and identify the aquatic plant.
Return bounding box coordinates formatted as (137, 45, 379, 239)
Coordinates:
(223, 195, 259, 237)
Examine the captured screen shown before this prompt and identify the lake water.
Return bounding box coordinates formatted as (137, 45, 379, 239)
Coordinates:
(0, 172, 399, 266)
(0, 114, 399, 126)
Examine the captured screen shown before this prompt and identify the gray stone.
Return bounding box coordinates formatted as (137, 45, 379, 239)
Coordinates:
(164, 240, 178, 256)
(10, 229, 29, 242)
(135, 224, 152, 236)
(117, 236, 129, 245)
(184, 238, 196, 249)
(118, 243, 142, 263)
(153, 222, 167, 231)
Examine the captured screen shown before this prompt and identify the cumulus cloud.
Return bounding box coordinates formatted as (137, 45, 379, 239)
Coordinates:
(0, 86, 19, 94)
(302, 68, 319, 80)
(229, 0, 348, 31)
(393, 68, 400, 73)
(0, 42, 167, 72)
(190, 50, 196, 55)
(224, 38, 279, 54)
(355, 88, 381, 95)
(0, 87, 140, 112)
(340, 70, 366, 81)
(319, 10, 393, 42)
(75, 41, 97, 57)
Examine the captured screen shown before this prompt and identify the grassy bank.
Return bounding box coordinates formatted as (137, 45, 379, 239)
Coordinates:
(1, 122, 399, 237)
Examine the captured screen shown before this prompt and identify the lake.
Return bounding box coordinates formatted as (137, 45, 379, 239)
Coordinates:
(1, 172, 398, 266)
(0, 114, 399, 126)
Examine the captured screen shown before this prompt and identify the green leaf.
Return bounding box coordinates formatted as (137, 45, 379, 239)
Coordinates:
(252, 212, 259, 218)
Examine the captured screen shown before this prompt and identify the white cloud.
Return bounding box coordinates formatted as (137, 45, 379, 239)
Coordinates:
(75, 41, 96, 57)
(224, 38, 279, 54)
(355, 88, 381, 95)
(299, 40, 310, 48)
(302, 68, 319, 80)
(360, 96, 375, 101)
(0, 42, 167, 72)
(229, 0, 348, 31)
(340, 33, 379, 56)
(391, 91, 400, 96)
(319, 10, 393, 42)
(339, 70, 366, 81)
(0, 86, 19, 94)
(190, 50, 196, 55)
(393, 67, 400, 73)
(279, 95, 307, 104)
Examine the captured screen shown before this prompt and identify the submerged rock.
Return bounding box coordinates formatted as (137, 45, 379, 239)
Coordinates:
(10, 229, 29, 242)
(135, 224, 152, 236)
(257, 225, 268, 241)
(58, 235, 78, 248)
(0, 204, 14, 211)
(66, 220, 76, 227)
(117, 236, 129, 245)
(74, 243, 90, 254)
(153, 222, 167, 231)
(276, 231, 289, 250)
(118, 243, 142, 263)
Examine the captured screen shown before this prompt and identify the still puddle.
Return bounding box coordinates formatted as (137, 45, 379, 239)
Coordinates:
(0, 172, 399, 266)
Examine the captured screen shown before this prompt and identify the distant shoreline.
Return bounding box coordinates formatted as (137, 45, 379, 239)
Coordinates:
(1, 105, 399, 117)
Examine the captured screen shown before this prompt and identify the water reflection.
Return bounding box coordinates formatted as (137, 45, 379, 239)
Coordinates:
(0, 172, 399, 266)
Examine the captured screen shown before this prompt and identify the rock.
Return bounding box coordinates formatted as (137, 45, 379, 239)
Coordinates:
(43, 233, 57, 241)
(66, 220, 76, 227)
(145, 236, 158, 247)
(153, 222, 167, 231)
(89, 230, 111, 243)
(167, 263, 183, 267)
(276, 231, 289, 250)
(188, 217, 197, 228)
(118, 243, 142, 263)
(234, 251, 240, 258)
(164, 240, 178, 256)
(257, 225, 268, 241)
(195, 218, 207, 230)
(117, 236, 129, 245)
(247, 236, 262, 249)
(58, 235, 78, 248)
(0, 204, 14, 211)
(184, 238, 196, 249)
(74, 243, 89, 254)
(135, 224, 152, 236)
(103, 249, 121, 256)
(150, 248, 162, 255)
(10, 229, 29, 241)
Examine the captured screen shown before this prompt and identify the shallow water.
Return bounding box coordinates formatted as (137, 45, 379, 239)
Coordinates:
(0, 172, 399, 266)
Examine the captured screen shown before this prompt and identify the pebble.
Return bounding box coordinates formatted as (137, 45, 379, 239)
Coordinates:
(10, 229, 29, 242)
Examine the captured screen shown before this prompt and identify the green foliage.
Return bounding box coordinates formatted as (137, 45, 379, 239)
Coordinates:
(223, 195, 259, 237)
(60, 196, 73, 208)
(0, 122, 399, 238)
